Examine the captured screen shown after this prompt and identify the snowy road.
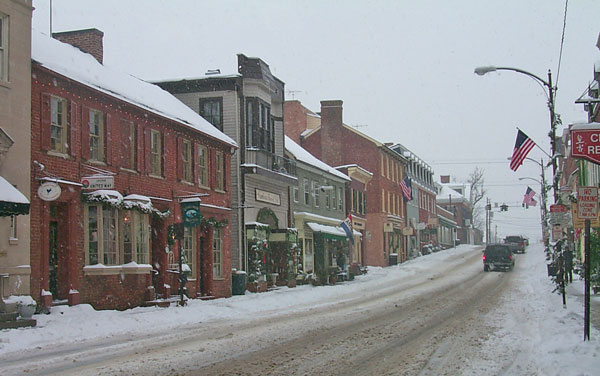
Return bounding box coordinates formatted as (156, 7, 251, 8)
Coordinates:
(2, 244, 599, 375)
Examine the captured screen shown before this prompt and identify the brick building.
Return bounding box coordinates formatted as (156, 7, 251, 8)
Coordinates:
(436, 181, 473, 245)
(285, 100, 408, 266)
(30, 29, 237, 310)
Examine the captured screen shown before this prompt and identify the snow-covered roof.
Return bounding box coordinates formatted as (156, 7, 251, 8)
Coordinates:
(31, 29, 237, 148)
(570, 122, 600, 130)
(436, 185, 467, 202)
(285, 136, 350, 181)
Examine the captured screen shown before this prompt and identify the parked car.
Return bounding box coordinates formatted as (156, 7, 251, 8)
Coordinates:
(504, 235, 526, 254)
(421, 244, 433, 255)
(483, 243, 514, 272)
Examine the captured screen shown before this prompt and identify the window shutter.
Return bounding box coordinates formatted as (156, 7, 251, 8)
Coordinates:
(81, 106, 90, 160)
(176, 136, 184, 180)
(105, 113, 113, 165)
(137, 123, 144, 172)
(145, 128, 152, 173)
(193, 143, 199, 185)
(69, 101, 79, 157)
(40, 93, 52, 151)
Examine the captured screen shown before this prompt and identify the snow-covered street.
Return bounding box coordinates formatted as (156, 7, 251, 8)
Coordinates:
(1, 243, 599, 375)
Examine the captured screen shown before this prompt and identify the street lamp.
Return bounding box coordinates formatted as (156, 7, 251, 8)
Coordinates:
(475, 65, 558, 203)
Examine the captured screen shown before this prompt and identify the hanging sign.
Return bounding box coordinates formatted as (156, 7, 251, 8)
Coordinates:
(571, 203, 600, 229)
(549, 204, 569, 226)
(37, 182, 61, 201)
(81, 176, 114, 189)
(181, 199, 202, 227)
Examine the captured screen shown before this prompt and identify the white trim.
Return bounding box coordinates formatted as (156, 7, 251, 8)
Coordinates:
(38, 177, 83, 187)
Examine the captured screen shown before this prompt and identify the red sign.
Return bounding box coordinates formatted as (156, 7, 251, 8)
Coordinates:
(571, 124, 600, 164)
(549, 204, 567, 213)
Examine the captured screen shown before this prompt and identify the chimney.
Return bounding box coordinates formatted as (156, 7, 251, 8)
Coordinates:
(320, 100, 343, 167)
(53, 28, 104, 64)
(440, 175, 450, 184)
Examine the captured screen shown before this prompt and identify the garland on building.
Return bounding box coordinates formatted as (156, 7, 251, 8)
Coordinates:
(81, 190, 171, 219)
(248, 236, 268, 284)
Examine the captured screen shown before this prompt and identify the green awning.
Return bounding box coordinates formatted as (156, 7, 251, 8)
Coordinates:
(307, 222, 348, 242)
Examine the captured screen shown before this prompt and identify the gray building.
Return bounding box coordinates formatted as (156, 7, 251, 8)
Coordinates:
(155, 55, 297, 272)
(285, 136, 353, 283)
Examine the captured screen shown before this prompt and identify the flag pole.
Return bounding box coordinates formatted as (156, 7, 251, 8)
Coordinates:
(517, 127, 552, 158)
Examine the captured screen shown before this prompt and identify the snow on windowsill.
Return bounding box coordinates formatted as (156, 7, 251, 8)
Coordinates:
(84, 262, 152, 276)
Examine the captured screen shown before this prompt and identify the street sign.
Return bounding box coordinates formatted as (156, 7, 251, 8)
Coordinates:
(577, 187, 598, 220)
(571, 123, 600, 164)
(571, 203, 600, 228)
(552, 224, 563, 242)
(81, 176, 114, 189)
(549, 204, 570, 226)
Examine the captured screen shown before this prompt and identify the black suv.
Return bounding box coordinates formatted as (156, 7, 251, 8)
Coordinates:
(483, 244, 514, 272)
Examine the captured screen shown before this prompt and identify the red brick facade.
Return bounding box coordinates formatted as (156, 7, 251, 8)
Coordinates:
(286, 100, 407, 267)
(30, 63, 233, 310)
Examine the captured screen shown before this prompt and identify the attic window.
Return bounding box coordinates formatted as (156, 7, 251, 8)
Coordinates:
(205, 69, 221, 76)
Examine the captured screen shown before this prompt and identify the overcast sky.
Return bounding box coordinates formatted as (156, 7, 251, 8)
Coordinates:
(31, 0, 600, 242)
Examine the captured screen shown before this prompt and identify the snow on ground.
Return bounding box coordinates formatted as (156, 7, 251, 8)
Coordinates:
(1, 244, 599, 374)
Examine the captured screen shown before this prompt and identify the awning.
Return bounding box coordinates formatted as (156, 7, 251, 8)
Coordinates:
(307, 222, 349, 241)
(0, 176, 30, 216)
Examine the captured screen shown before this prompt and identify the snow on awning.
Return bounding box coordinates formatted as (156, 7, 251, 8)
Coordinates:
(306, 222, 348, 241)
(0, 176, 29, 216)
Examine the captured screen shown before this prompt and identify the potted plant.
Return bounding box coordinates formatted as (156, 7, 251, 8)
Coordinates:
(15, 296, 37, 319)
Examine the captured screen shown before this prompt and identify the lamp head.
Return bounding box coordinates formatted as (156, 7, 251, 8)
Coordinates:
(474, 66, 497, 76)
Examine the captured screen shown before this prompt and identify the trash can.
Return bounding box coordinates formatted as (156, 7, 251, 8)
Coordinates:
(232, 270, 246, 295)
(389, 253, 398, 266)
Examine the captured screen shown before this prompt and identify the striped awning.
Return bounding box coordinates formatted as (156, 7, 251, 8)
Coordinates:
(0, 176, 29, 216)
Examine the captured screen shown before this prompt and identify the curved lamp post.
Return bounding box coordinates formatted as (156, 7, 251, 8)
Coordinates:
(475, 66, 558, 203)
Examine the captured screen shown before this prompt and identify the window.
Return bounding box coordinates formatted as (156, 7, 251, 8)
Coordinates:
(325, 188, 331, 209)
(151, 129, 162, 176)
(381, 189, 385, 212)
(388, 191, 391, 214)
(246, 98, 274, 152)
(338, 187, 343, 210)
(121, 120, 136, 170)
(182, 140, 193, 182)
(121, 210, 149, 264)
(358, 191, 364, 214)
(86, 205, 149, 266)
(352, 189, 358, 212)
(9, 215, 16, 239)
(332, 186, 336, 211)
(381, 155, 384, 176)
(50, 96, 68, 154)
(198, 145, 209, 188)
(182, 227, 196, 278)
(216, 150, 225, 191)
(199, 98, 223, 131)
(89, 109, 105, 162)
(213, 227, 223, 278)
(303, 179, 310, 205)
(0, 13, 7, 81)
(293, 185, 299, 203)
(313, 181, 320, 207)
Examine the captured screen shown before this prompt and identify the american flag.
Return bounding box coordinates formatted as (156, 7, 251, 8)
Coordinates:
(523, 186, 536, 206)
(510, 129, 535, 172)
(401, 176, 412, 201)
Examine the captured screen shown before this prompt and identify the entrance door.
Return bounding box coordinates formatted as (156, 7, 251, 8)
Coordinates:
(48, 221, 59, 298)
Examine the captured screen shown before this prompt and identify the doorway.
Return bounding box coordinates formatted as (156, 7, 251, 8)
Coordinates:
(48, 204, 69, 301)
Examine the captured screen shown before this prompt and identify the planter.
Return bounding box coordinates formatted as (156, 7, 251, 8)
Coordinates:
(287, 279, 296, 288)
(246, 280, 267, 293)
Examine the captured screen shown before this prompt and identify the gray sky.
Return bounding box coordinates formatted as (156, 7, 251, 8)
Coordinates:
(32, 0, 600, 242)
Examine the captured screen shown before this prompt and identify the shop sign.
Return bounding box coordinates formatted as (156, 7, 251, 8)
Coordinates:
(37, 182, 61, 201)
(402, 227, 414, 236)
(181, 200, 202, 227)
(428, 217, 439, 226)
(571, 124, 600, 164)
(577, 186, 598, 220)
(81, 176, 114, 189)
(255, 189, 281, 205)
(384, 222, 394, 232)
(549, 204, 569, 226)
(552, 225, 563, 242)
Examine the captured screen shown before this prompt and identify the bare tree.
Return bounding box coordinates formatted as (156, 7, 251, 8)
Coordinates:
(468, 167, 487, 230)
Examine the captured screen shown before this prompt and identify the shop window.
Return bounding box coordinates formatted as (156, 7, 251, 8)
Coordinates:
(182, 227, 196, 279)
(86, 205, 149, 266)
(213, 227, 223, 278)
(50, 96, 68, 154)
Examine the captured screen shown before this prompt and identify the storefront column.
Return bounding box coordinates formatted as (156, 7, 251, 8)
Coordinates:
(202, 225, 214, 296)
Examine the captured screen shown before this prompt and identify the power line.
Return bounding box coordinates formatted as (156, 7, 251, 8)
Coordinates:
(555, 0, 569, 91)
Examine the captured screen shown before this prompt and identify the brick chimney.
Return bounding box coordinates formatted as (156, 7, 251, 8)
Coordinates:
(53, 28, 104, 64)
(440, 175, 450, 184)
(320, 100, 343, 167)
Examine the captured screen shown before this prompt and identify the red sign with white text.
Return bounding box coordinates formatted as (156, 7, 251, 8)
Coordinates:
(571, 127, 600, 164)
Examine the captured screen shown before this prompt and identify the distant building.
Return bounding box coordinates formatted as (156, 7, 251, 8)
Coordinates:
(436, 180, 474, 245)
